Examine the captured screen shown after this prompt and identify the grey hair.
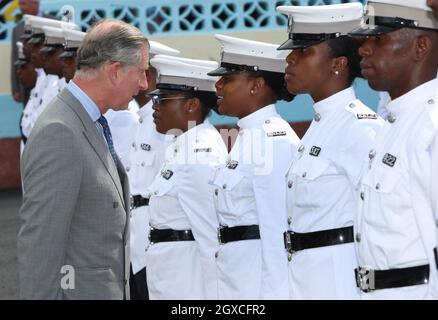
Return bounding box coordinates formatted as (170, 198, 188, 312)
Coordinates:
(76, 19, 149, 77)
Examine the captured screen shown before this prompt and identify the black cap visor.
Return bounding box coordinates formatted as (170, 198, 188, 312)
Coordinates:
(59, 50, 77, 58)
(277, 33, 341, 50)
(348, 24, 398, 36)
(14, 59, 28, 66)
(348, 16, 420, 36)
(207, 62, 259, 76)
(27, 35, 45, 45)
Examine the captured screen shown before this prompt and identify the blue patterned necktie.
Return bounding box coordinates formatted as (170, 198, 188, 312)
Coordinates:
(97, 115, 118, 165)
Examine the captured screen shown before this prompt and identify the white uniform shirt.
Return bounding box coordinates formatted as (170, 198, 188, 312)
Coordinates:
(122, 100, 173, 274)
(377, 91, 391, 121)
(104, 100, 140, 169)
(213, 104, 300, 300)
(21, 68, 47, 140)
(146, 119, 228, 300)
(286, 87, 383, 299)
(356, 79, 438, 299)
(32, 74, 64, 124)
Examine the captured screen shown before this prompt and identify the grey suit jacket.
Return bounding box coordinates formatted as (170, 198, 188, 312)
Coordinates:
(18, 88, 131, 300)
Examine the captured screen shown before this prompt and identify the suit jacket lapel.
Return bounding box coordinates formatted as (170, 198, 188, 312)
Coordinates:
(58, 89, 126, 208)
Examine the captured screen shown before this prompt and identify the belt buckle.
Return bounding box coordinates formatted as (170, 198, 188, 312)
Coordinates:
(129, 195, 134, 211)
(217, 225, 224, 244)
(356, 266, 375, 292)
(283, 231, 294, 254)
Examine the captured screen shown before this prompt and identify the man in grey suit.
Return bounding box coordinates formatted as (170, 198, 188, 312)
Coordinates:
(18, 19, 150, 300)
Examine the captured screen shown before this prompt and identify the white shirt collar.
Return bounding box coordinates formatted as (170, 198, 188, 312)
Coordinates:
(386, 78, 438, 117)
(237, 104, 277, 130)
(313, 87, 356, 117)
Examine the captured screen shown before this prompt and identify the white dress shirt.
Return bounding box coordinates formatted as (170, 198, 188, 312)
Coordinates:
(146, 118, 228, 299)
(356, 79, 438, 299)
(213, 104, 300, 300)
(286, 87, 383, 299)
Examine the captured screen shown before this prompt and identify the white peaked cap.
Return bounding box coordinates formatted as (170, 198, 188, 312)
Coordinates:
(41, 25, 65, 45)
(152, 55, 218, 68)
(276, 3, 364, 50)
(350, 0, 437, 35)
(63, 29, 86, 49)
(26, 15, 78, 33)
(150, 56, 218, 93)
(208, 34, 288, 75)
(149, 40, 180, 57)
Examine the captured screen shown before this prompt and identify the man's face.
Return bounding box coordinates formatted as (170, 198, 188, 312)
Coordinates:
(427, 0, 438, 18)
(358, 29, 414, 96)
(61, 55, 77, 81)
(110, 45, 149, 110)
(17, 62, 37, 89)
(44, 47, 64, 77)
(19, 0, 39, 15)
(30, 42, 46, 68)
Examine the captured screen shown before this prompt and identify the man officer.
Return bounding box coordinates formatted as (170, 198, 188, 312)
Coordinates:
(18, 19, 149, 299)
(350, 0, 438, 299)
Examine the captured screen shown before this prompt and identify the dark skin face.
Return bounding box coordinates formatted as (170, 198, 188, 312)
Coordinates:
(214, 72, 275, 119)
(135, 66, 157, 107)
(44, 47, 65, 77)
(427, 0, 438, 18)
(358, 28, 438, 99)
(284, 42, 349, 103)
(30, 42, 47, 68)
(17, 62, 37, 89)
(152, 93, 203, 134)
(60, 55, 76, 81)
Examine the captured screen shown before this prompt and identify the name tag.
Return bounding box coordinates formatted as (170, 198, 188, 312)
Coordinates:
(382, 153, 397, 167)
(267, 131, 286, 137)
(357, 114, 378, 120)
(309, 146, 321, 157)
(194, 147, 212, 153)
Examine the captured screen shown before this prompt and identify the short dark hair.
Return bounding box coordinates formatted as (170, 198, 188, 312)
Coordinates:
(326, 36, 362, 86)
(186, 91, 218, 119)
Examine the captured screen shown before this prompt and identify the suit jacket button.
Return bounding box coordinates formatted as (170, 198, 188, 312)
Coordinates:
(113, 202, 119, 208)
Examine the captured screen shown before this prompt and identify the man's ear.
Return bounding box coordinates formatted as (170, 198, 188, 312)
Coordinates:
(106, 61, 123, 85)
(414, 34, 433, 62)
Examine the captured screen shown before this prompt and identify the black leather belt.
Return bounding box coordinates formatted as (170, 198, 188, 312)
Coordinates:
(130, 195, 149, 210)
(355, 264, 430, 293)
(283, 226, 354, 253)
(218, 225, 260, 244)
(149, 228, 194, 244)
(434, 247, 438, 269)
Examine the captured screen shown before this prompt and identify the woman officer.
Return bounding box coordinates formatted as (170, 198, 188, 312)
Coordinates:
(277, 3, 383, 299)
(208, 34, 300, 299)
(145, 56, 228, 300)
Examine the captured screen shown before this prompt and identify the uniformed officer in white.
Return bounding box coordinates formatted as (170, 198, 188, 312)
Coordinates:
(145, 56, 228, 299)
(208, 34, 300, 299)
(20, 15, 77, 154)
(117, 42, 180, 300)
(349, 0, 438, 299)
(34, 24, 76, 122)
(20, 15, 49, 155)
(277, 3, 383, 299)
